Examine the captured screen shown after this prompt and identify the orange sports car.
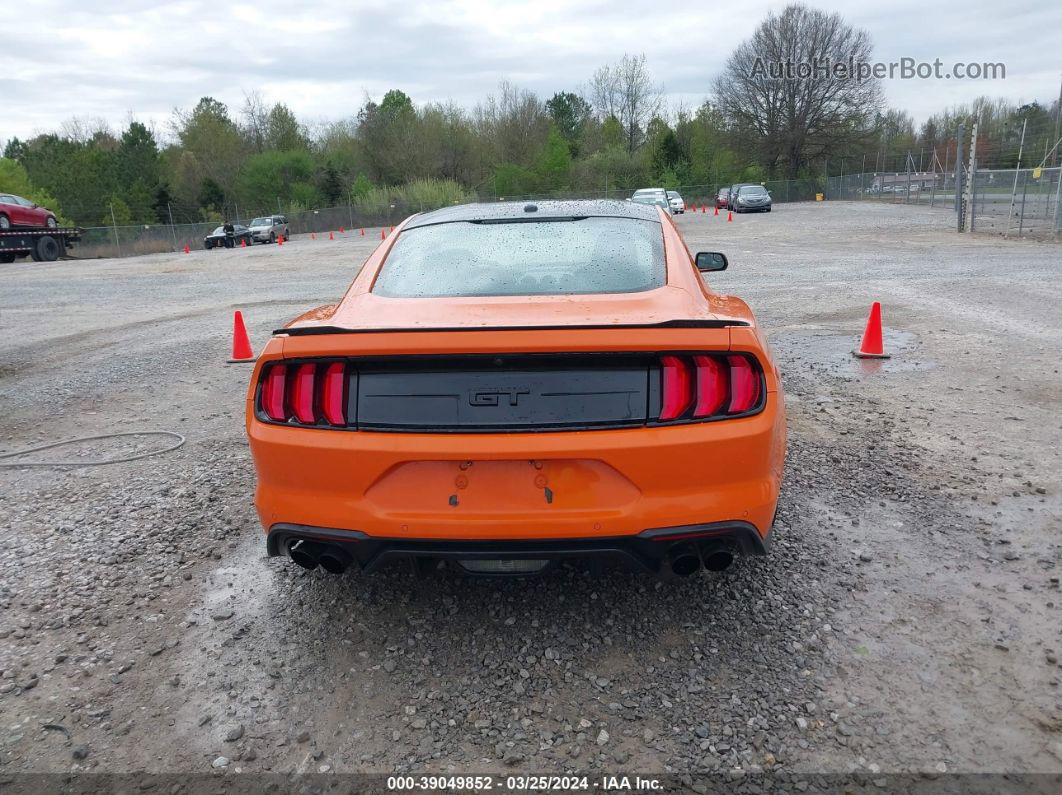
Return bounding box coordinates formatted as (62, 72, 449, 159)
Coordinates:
(245, 200, 786, 578)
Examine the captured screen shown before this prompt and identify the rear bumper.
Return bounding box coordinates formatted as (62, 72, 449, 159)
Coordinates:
(247, 399, 785, 544)
(267, 520, 769, 576)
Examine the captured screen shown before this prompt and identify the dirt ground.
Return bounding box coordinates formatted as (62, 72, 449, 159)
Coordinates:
(0, 203, 1059, 789)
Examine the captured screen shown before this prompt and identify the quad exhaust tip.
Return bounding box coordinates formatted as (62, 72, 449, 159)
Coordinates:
(287, 538, 320, 570)
(701, 547, 735, 572)
(668, 543, 702, 577)
(318, 547, 352, 574)
(286, 538, 351, 574)
(667, 541, 736, 576)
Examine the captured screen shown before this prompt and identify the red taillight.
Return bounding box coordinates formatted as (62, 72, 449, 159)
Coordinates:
(658, 353, 762, 423)
(660, 355, 693, 421)
(322, 362, 346, 425)
(288, 360, 316, 422)
(727, 355, 761, 414)
(290, 363, 316, 424)
(261, 361, 348, 426)
(692, 355, 727, 417)
(262, 364, 287, 421)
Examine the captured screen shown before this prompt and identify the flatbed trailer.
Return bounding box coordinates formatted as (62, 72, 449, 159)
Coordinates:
(0, 227, 82, 263)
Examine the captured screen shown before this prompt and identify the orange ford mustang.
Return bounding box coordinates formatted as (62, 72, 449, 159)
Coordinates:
(245, 200, 786, 578)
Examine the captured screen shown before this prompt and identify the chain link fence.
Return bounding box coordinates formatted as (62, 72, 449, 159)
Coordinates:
(72, 202, 425, 259)
(965, 167, 1062, 237)
(823, 167, 1062, 238)
(69, 170, 1061, 259)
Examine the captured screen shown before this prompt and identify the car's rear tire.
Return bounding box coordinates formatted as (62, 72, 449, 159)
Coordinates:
(0, 214, 10, 230)
(204, 241, 213, 250)
(46, 216, 58, 229)
(269, 232, 276, 244)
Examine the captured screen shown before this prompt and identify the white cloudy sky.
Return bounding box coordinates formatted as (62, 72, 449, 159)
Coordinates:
(5, 0, 1060, 142)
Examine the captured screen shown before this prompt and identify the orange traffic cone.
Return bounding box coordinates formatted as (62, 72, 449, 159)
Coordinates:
(311, 232, 316, 240)
(701, 205, 706, 213)
(727, 211, 733, 222)
(240, 238, 247, 248)
(277, 235, 284, 245)
(360, 228, 365, 236)
(714, 206, 719, 216)
(380, 229, 385, 240)
(339, 226, 345, 233)
(182, 244, 190, 254)
(390, 226, 395, 232)
(853, 301, 890, 358)
(329, 231, 334, 240)
(228, 311, 255, 363)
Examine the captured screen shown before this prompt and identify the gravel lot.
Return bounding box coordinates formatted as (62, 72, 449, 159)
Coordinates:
(1, 203, 1059, 788)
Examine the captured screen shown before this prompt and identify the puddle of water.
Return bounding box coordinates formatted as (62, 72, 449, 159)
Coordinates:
(770, 326, 931, 378)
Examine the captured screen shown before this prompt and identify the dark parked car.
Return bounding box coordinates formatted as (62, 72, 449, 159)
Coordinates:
(0, 193, 58, 229)
(715, 188, 731, 210)
(204, 224, 254, 249)
(731, 185, 772, 213)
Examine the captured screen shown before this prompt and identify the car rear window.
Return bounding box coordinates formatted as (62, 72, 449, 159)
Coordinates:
(372, 217, 665, 298)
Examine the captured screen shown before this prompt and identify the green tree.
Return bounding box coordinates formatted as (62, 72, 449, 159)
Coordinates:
(317, 163, 344, 205)
(198, 178, 225, 214)
(107, 195, 133, 226)
(238, 150, 316, 209)
(349, 173, 373, 198)
(172, 97, 246, 206)
(546, 92, 592, 154)
(3, 138, 26, 161)
(380, 89, 415, 117)
(116, 122, 162, 222)
(267, 104, 308, 151)
(537, 126, 572, 190)
(600, 116, 624, 149)
(492, 163, 538, 197)
(357, 90, 420, 184)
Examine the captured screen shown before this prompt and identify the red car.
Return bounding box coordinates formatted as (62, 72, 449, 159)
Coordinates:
(0, 193, 58, 229)
(715, 189, 731, 210)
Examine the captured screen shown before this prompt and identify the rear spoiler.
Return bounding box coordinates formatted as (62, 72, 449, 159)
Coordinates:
(275, 319, 750, 336)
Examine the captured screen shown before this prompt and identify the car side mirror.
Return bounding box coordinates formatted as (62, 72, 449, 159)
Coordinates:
(695, 252, 728, 272)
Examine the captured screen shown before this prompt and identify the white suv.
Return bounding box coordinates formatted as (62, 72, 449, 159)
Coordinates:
(248, 215, 290, 244)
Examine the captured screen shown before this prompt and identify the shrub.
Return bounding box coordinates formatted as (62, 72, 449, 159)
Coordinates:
(352, 179, 475, 216)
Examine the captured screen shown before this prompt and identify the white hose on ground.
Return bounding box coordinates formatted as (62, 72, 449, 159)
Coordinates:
(0, 431, 186, 468)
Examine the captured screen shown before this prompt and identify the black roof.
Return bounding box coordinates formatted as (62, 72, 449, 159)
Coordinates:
(405, 200, 661, 229)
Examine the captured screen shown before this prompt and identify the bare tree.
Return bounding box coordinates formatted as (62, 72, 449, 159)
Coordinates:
(589, 54, 663, 153)
(241, 91, 269, 153)
(59, 116, 113, 144)
(713, 4, 882, 178)
(474, 82, 551, 166)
